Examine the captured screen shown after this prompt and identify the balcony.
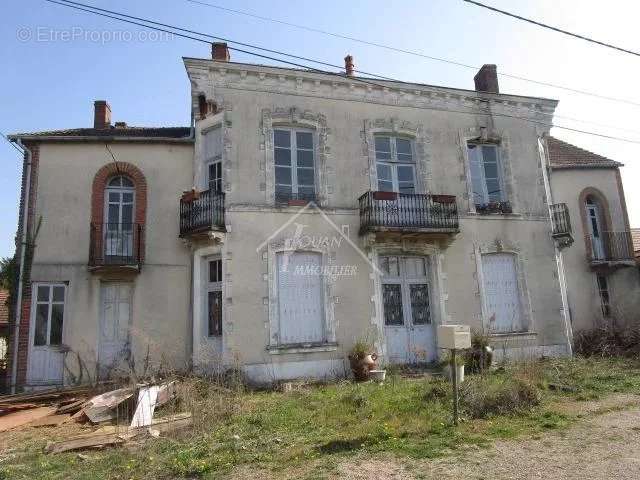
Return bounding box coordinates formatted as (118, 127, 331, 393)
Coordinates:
(89, 223, 144, 273)
(586, 231, 636, 269)
(550, 203, 573, 248)
(359, 191, 459, 239)
(179, 189, 225, 239)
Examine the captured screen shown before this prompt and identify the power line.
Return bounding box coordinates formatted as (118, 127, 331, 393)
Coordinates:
(462, 0, 640, 58)
(42, 0, 640, 144)
(184, 0, 640, 108)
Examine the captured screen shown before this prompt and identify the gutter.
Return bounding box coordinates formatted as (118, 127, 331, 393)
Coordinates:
(6, 135, 194, 144)
(10, 139, 31, 393)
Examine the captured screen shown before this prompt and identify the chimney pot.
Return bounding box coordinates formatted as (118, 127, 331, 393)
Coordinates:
(212, 42, 230, 62)
(93, 100, 111, 129)
(474, 64, 499, 94)
(114, 121, 127, 128)
(344, 55, 354, 76)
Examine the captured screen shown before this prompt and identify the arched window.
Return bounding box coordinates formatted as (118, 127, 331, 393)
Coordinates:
(104, 175, 135, 258)
(585, 195, 606, 260)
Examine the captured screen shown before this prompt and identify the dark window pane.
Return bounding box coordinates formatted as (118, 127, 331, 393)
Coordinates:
(122, 193, 134, 203)
(486, 179, 501, 200)
(275, 166, 292, 185)
(376, 163, 392, 181)
(481, 145, 498, 163)
(298, 186, 315, 198)
(274, 130, 290, 148)
(34, 304, 48, 346)
(296, 131, 313, 150)
(398, 183, 415, 194)
(108, 192, 119, 202)
(209, 260, 222, 283)
(483, 161, 498, 179)
(52, 286, 65, 302)
(108, 204, 119, 224)
(121, 177, 134, 188)
(296, 149, 314, 168)
(397, 153, 413, 163)
(121, 205, 133, 225)
(383, 284, 403, 326)
(378, 180, 394, 192)
(50, 304, 64, 345)
(37, 286, 50, 302)
(108, 177, 121, 187)
(410, 284, 431, 325)
(275, 148, 291, 166)
(208, 291, 223, 336)
(396, 138, 412, 155)
(375, 136, 391, 153)
(397, 166, 414, 182)
(297, 168, 314, 186)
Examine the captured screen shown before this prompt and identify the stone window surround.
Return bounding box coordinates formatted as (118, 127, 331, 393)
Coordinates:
(266, 241, 336, 352)
(195, 110, 232, 193)
(367, 242, 448, 361)
(363, 118, 431, 194)
(474, 240, 534, 335)
(261, 107, 330, 207)
(458, 127, 516, 214)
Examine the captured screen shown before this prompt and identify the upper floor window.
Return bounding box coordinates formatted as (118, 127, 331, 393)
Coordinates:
(375, 136, 416, 193)
(468, 143, 503, 206)
(274, 128, 315, 203)
(204, 127, 222, 192)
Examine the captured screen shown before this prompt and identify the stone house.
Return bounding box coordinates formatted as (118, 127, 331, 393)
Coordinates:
(5, 44, 637, 389)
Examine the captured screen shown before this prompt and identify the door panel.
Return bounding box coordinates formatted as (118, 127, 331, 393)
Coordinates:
(98, 283, 132, 378)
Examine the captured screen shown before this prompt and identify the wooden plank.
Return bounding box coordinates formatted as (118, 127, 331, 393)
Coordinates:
(83, 388, 134, 424)
(28, 414, 71, 427)
(56, 399, 86, 415)
(130, 386, 160, 428)
(0, 407, 57, 432)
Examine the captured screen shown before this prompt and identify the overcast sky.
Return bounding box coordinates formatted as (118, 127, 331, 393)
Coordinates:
(1, 0, 639, 257)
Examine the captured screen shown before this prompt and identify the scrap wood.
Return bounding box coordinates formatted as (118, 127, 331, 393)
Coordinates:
(46, 413, 193, 454)
(56, 399, 86, 415)
(130, 385, 160, 428)
(0, 407, 57, 432)
(0, 386, 92, 404)
(27, 414, 71, 428)
(0, 403, 39, 415)
(83, 388, 134, 424)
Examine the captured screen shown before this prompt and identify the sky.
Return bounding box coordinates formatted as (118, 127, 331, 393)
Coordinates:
(1, 0, 640, 258)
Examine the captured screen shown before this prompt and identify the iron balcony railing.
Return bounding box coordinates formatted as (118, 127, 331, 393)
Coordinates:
(550, 203, 572, 236)
(586, 231, 634, 262)
(179, 189, 225, 236)
(359, 191, 459, 233)
(89, 223, 144, 267)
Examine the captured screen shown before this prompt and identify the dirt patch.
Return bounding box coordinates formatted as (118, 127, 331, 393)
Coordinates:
(333, 394, 640, 480)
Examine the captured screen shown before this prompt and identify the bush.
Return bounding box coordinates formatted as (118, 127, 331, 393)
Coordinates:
(464, 331, 493, 373)
(460, 375, 541, 418)
(574, 324, 640, 358)
(423, 378, 450, 402)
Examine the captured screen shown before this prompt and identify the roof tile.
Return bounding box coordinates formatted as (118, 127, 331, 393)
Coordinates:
(547, 136, 621, 169)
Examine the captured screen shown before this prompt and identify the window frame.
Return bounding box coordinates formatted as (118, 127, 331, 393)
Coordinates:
(596, 274, 611, 317)
(32, 283, 67, 348)
(203, 125, 223, 193)
(467, 142, 505, 206)
(206, 258, 223, 337)
(379, 256, 431, 327)
(273, 127, 316, 202)
(374, 135, 417, 194)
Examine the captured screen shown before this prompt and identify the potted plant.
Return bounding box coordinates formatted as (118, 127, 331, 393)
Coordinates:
(464, 331, 494, 374)
(181, 188, 200, 202)
(440, 352, 465, 383)
(348, 340, 378, 382)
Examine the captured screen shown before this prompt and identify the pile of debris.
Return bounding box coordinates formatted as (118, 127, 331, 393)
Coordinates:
(0, 382, 192, 453)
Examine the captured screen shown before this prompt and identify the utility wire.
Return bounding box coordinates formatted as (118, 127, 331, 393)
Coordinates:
(462, 0, 640, 58)
(42, 0, 640, 144)
(185, 0, 640, 108)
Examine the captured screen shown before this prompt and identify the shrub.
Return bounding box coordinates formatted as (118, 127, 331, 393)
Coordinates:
(423, 378, 450, 402)
(460, 375, 541, 418)
(464, 331, 494, 373)
(574, 324, 640, 358)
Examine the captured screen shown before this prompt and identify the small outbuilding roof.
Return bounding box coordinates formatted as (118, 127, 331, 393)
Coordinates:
(547, 136, 622, 169)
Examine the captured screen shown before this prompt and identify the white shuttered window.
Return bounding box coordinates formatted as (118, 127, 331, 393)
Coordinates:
(276, 252, 325, 344)
(481, 253, 525, 333)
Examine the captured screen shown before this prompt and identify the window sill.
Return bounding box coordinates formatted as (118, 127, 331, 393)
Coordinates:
(488, 331, 537, 339)
(267, 343, 338, 355)
(467, 211, 523, 219)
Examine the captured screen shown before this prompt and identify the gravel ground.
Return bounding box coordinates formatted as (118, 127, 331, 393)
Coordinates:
(337, 394, 640, 480)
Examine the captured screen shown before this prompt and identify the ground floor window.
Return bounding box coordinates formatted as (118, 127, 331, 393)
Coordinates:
(207, 258, 223, 337)
(481, 253, 525, 333)
(34, 284, 66, 346)
(276, 251, 325, 344)
(596, 274, 611, 317)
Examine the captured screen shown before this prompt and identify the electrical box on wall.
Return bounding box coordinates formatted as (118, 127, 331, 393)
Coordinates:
(437, 325, 471, 350)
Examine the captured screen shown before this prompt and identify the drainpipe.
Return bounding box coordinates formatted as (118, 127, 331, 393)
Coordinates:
(187, 110, 196, 367)
(10, 139, 31, 393)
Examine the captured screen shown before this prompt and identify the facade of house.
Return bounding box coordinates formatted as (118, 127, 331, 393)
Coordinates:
(5, 44, 636, 389)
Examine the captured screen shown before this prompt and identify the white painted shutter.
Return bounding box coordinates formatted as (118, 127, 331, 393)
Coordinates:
(482, 253, 524, 333)
(277, 252, 325, 344)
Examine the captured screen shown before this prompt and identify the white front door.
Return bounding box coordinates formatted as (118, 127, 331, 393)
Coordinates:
(27, 283, 66, 386)
(586, 202, 605, 260)
(98, 283, 132, 378)
(380, 256, 435, 364)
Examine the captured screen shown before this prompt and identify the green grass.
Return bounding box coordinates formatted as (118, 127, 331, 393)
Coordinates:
(2, 357, 640, 480)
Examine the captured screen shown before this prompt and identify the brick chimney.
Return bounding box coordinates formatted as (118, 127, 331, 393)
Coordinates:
(94, 100, 111, 129)
(474, 64, 499, 94)
(212, 42, 230, 62)
(344, 55, 354, 76)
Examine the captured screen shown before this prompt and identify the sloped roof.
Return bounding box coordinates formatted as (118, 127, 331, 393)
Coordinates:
(9, 126, 192, 142)
(547, 136, 622, 169)
(0, 290, 9, 325)
(631, 228, 640, 258)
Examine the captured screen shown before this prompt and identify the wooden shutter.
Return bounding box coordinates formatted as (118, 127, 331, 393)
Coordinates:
(276, 252, 325, 344)
(482, 253, 524, 333)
